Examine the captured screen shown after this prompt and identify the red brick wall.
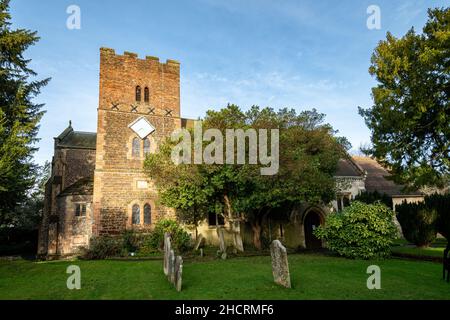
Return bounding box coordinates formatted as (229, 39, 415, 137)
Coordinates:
(93, 48, 180, 236)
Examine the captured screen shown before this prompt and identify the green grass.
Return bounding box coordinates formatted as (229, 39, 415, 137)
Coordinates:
(1, 253, 449, 300)
(391, 238, 448, 259)
(391, 246, 445, 258)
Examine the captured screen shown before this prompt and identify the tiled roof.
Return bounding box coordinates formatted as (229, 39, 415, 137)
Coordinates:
(335, 158, 365, 177)
(55, 124, 96, 150)
(352, 156, 422, 196)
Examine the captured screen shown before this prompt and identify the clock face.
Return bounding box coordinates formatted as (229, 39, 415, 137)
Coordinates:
(128, 117, 155, 139)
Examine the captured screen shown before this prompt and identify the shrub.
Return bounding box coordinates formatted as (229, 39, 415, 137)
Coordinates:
(80, 236, 125, 260)
(148, 219, 191, 253)
(122, 229, 141, 253)
(314, 201, 398, 259)
(396, 201, 438, 247)
(136, 234, 159, 256)
(426, 193, 450, 240)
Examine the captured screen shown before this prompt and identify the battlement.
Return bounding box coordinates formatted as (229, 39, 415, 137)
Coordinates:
(100, 47, 180, 66)
(98, 47, 180, 117)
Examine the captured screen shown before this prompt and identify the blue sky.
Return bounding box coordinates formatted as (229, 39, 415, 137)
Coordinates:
(9, 0, 448, 165)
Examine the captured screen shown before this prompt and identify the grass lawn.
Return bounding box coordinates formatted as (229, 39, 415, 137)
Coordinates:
(391, 246, 445, 258)
(1, 253, 449, 300)
(391, 238, 448, 259)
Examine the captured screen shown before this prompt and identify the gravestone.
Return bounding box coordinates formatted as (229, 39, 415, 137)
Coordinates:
(270, 240, 291, 288)
(163, 232, 171, 276)
(174, 256, 183, 291)
(162, 233, 183, 291)
(217, 227, 227, 259)
(168, 249, 175, 284)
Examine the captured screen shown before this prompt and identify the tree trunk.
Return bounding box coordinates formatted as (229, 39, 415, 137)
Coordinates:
(251, 222, 262, 250)
(223, 194, 233, 220)
(223, 193, 244, 252)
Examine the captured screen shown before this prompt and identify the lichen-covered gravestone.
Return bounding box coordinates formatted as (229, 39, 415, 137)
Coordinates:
(161, 233, 184, 291)
(270, 240, 291, 288)
(168, 249, 175, 284)
(163, 232, 171, 276)
(174, 256, 183, 292)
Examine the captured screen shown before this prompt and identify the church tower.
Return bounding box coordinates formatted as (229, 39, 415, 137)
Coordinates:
(92, 48, 181, 236)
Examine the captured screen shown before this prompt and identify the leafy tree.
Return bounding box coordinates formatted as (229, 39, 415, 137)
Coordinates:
(359, 8, 450, 189)
(314, 201, 398, 259)
(145, 105, 347, 250)
(0, 0, 49, 227)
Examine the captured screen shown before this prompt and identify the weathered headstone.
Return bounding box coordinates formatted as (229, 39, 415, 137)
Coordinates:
(162, 233, 183, 292)
(217, 227, 227, 259)
(168, 249, 175, 284)
(174, 256, 183, 291)
(270, 240, 291, 288)
(163, 232, 171, 276)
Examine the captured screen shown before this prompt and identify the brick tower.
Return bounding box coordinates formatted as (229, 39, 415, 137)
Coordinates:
(92, 48, 181, 236)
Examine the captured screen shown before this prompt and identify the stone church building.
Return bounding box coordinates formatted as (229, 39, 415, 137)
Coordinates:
(38, 48, 420, 257)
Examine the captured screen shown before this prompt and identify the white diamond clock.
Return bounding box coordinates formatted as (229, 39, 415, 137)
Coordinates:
(128, 117, 155, 139)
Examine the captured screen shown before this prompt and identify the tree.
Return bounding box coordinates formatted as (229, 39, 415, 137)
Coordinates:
(10, 161, 50, 230)
(145, 105, 347, 250)
(359, 7, 450, 189)
(0, 0, 49, 227)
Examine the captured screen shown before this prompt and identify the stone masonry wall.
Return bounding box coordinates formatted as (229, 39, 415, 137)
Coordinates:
(93, 48, 179, 236)
(57, 194, 93, 255)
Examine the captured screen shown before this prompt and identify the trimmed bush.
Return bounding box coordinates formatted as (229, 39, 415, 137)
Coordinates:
(426, 193, 450, 240)
(396, 201, 438, 247)
(314, 201, 398, 259)
(148, 219, 191, 253)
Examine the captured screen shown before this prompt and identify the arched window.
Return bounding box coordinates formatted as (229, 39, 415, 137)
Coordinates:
(144, 203, 151, 225)
(132, 137, 140, 157)
(132, 204, 140, 225)
(143, 138, 150, 156)
(135, 86, 141, 102)
(144, 87, 149, 103)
